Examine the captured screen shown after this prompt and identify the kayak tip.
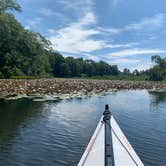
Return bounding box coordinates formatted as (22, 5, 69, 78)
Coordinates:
(105, 104, 109, 110)
(103, 104, 112, 116)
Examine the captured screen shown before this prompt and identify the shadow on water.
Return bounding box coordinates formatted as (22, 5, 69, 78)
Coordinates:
(0, 98, 60, 151)
(148, 91, 166, 111)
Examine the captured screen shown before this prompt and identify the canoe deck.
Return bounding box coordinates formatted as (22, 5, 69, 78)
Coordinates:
(78, 105, 144, 166)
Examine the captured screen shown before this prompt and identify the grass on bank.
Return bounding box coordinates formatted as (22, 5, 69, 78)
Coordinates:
(5, 73, 166, 82)
(8, 74, 151, 81)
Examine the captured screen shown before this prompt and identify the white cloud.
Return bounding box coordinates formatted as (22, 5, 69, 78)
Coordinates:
(48, 29, 56, 34)
(84, 54, 100, 61)
(109, 58, 146, 71)
(108, 48, 166, 57)
(39, 8, 70, 23)
(130, 63, 153, 71)
(48, 11, 140, 54)
(56, 0, 94, 11)
(27, 17, 42, 28)
(55, 0, 94, 18)
(39, 8, 56, 16)
(97, 27, 122, 35)
(105, 42, 139, 49)
(110, 58, 140, 64)
(48, 12, 105, 53)
(101, 13, 166, 36)
(125, 13, 166, 31)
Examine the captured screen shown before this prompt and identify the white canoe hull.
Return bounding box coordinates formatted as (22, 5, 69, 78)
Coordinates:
(78, 117, 105, 166)
(78, 115, 144, 166)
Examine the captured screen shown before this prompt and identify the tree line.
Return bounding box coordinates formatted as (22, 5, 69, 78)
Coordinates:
(0, 0, 165, 81)
(121, 56, 166, 81)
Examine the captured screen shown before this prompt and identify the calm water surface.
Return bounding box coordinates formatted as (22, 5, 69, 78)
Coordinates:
(0, 90, 165, 166)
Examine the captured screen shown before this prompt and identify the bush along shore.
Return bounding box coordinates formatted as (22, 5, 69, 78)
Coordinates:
(0, 78, 166, 100)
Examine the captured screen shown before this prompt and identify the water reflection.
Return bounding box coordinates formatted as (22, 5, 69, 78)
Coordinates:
(0, 90, 165, 166)
(148, 91, 166, 111)
(0, 98, 46, 151)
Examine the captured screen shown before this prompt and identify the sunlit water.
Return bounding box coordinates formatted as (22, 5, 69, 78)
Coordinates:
(0, 90, 165, 166)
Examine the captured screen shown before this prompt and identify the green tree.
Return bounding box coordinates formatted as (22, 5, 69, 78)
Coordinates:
(151, 55, 161, 64)
(123, 68, 130, 75)
(110, 65, 119, 75)
(59, 63, 71, 77)
(133, 69, 139, 76)
(148, 66, 164, 81)
(0, 10, 53, 77)
(0, 0, 21, 13)
(145, 55, 166, 81)
(49, 51, 65, 77)
(65, 57, 82, 76)
(83, 60, 96, 77)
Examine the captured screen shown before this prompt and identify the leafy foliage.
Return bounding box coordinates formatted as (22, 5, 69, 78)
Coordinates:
(0, 12, 52, 77)
(0, 9, 120, 78)
(0, 0, 21, 13)
(147, 55, 166, 81)
(0, 0, 165, 81)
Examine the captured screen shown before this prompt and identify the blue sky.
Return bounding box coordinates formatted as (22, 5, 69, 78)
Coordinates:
(14, 0, 166, 71)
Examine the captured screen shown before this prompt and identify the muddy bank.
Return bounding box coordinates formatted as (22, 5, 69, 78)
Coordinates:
(0, 78, 166, 99)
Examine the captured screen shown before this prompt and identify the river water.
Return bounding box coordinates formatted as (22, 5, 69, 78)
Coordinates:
(0, 90, 165, 166)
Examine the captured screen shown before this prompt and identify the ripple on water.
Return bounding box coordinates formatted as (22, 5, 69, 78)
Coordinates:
(0, 90, 165, 166)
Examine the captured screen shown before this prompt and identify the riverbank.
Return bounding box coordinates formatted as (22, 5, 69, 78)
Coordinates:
(0, 78, 166, 100)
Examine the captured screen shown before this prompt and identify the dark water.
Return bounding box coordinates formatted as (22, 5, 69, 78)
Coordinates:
(0, 90, 166, 166)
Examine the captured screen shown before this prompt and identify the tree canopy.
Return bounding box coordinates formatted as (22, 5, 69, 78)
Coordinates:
(147, 55, 166, 81)
(0, 0, 165, 81)
(0, 0, 21, 13)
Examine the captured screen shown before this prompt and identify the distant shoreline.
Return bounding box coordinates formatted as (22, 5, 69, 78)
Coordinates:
(0, 78, 166, 100)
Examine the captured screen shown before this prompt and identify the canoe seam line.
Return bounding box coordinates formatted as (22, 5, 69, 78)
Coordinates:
(110, 120, 115, 166)
(107, 120, 139, 166)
